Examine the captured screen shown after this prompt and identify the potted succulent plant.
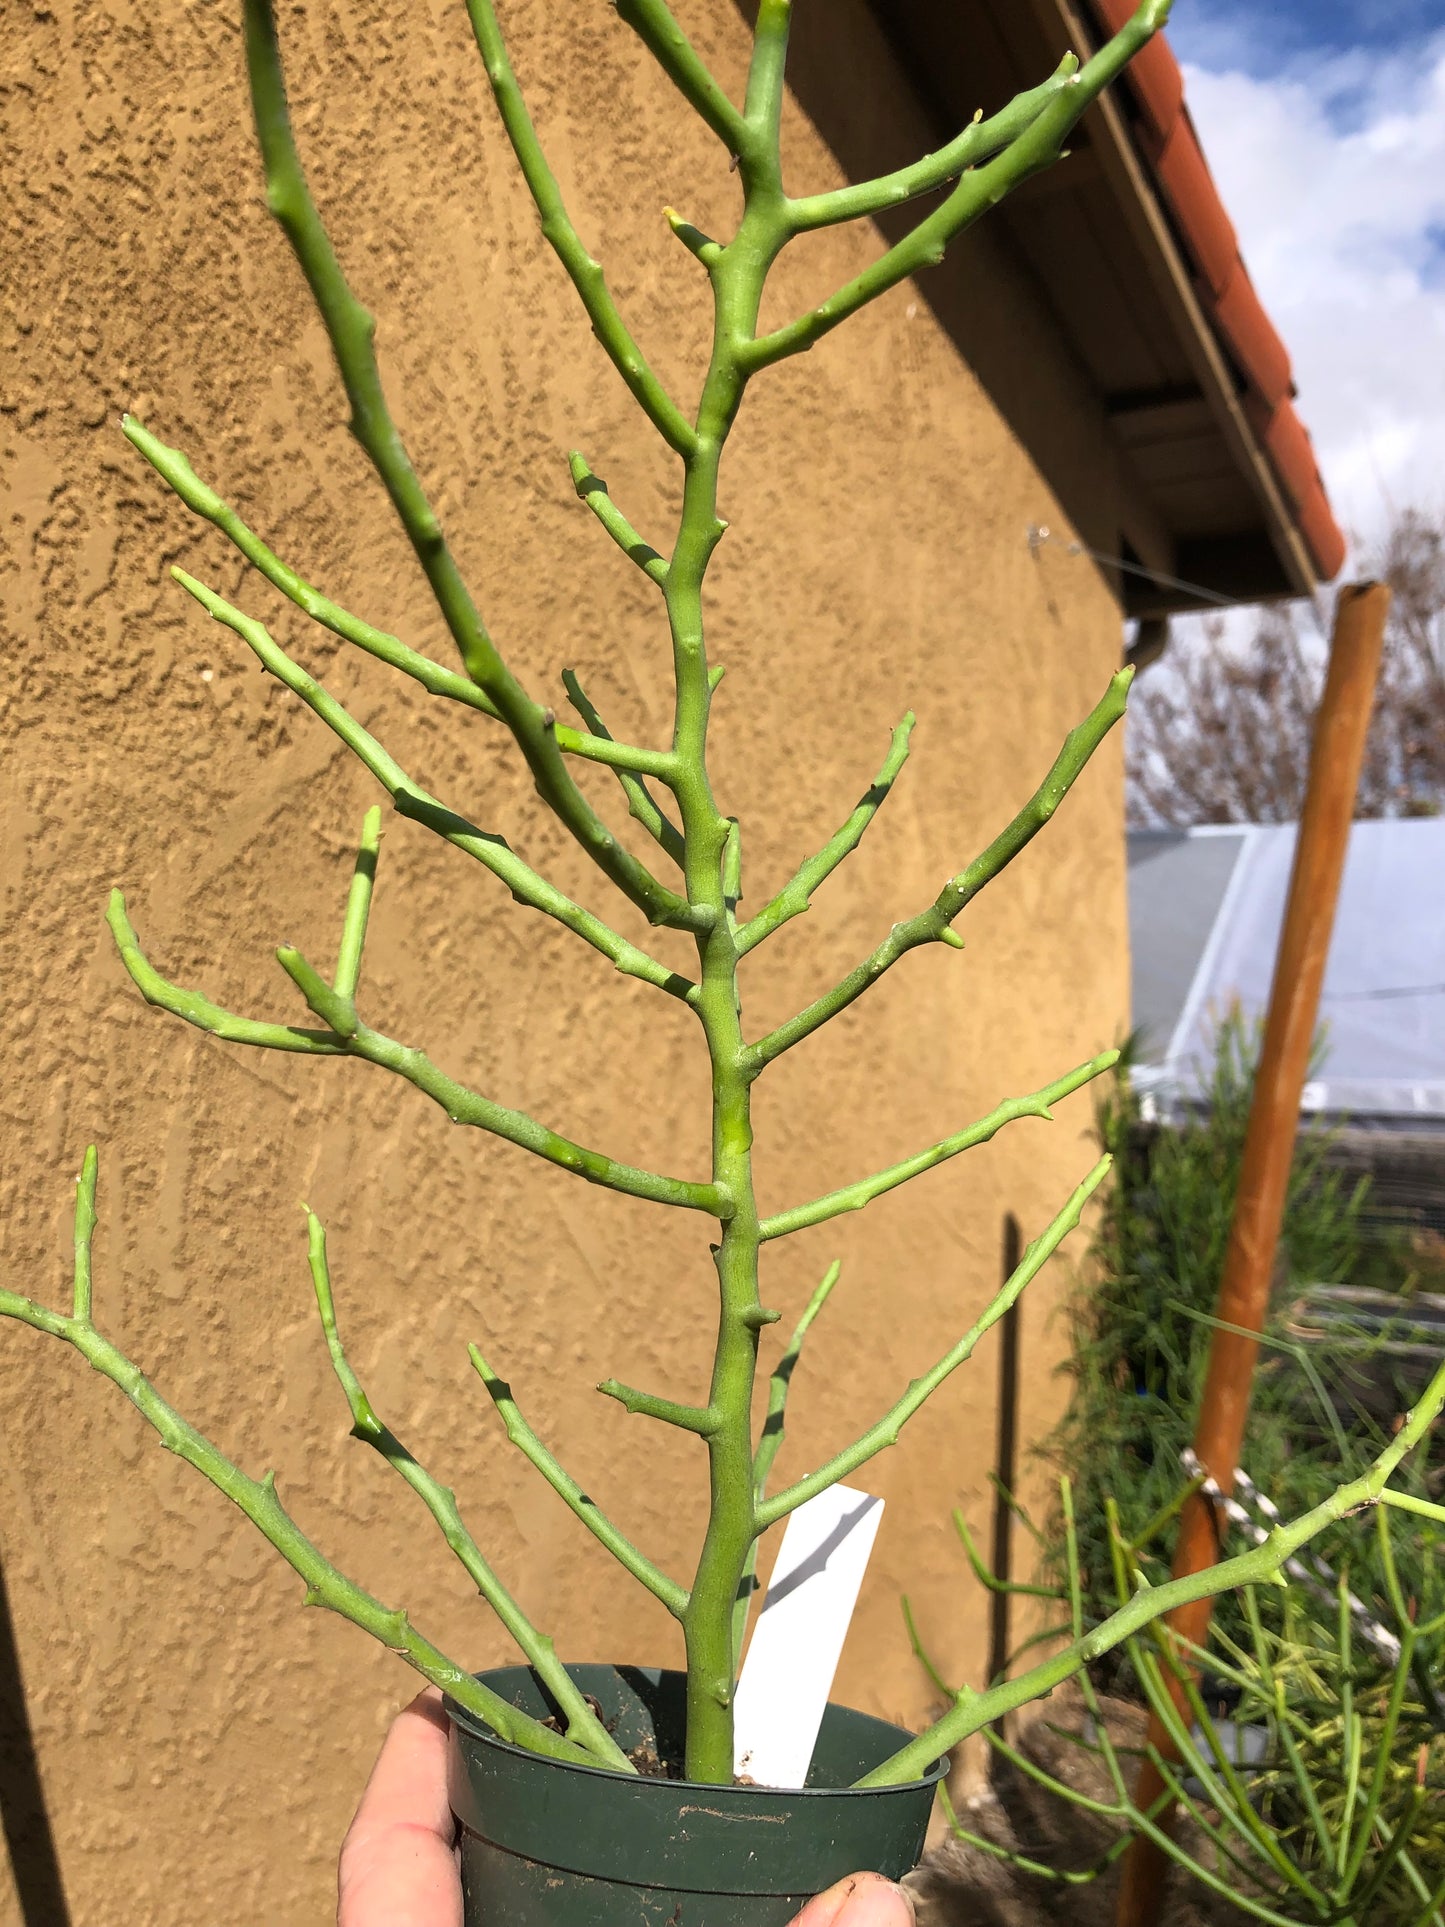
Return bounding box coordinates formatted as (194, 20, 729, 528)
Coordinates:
(4, 1, 1441, 1921)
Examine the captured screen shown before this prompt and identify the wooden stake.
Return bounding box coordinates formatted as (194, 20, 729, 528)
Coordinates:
(1115, 581, 1391, 1927)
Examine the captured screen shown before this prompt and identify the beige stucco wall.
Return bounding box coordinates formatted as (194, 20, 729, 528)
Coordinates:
(0, 1, 1130, 1920)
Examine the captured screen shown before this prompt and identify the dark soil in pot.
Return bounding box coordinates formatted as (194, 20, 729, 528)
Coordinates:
(446, 1663, 948, 1925)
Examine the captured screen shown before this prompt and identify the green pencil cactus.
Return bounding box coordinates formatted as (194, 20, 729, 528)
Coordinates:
(5, 0, 1440, 1807)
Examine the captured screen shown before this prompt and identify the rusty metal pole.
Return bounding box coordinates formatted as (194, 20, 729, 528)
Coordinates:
(1114, 581, 1391, 1927)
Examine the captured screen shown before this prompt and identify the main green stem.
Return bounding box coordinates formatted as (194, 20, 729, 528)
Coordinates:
(670, 177, 791, 1782)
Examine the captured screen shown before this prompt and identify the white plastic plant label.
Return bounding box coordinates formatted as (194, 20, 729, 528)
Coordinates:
(732, 1484, 884, 1789)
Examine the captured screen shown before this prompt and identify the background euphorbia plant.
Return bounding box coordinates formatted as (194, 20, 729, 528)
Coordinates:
(7, 0, 1438, 1796)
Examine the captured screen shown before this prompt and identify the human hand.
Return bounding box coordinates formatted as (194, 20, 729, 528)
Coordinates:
(338, 1691, 916, 1927)
(792, 1872, 916, 1924)
(338, 1689, 462, 1927)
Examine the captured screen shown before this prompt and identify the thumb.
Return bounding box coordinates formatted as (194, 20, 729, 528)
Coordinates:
(793, 1872, 916, 1927)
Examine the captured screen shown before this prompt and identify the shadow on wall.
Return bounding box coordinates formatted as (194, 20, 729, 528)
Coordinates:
(0, 1557, 71, 1926)
(731, 0, 1116, 566)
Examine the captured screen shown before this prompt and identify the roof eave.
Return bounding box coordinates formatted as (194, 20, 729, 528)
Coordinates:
(1063, 0, 1345, 604)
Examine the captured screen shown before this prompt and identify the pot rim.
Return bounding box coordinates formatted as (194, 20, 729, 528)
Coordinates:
(445, 1668, 950, 1798)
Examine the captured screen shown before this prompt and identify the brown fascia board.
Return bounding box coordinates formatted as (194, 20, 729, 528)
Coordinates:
(1041, 0, 1346, 590)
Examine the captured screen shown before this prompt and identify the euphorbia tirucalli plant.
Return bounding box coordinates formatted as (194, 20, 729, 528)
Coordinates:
(3, 0, 1438, 1847)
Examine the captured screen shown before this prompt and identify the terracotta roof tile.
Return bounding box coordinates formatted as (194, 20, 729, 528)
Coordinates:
(1213, 261, 1293, 410)
(1084, 0, 1345, 583)
(1145, 112, 1240, 298)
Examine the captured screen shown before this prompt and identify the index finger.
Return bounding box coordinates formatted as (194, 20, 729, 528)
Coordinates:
(338, 1689, 462, 1927)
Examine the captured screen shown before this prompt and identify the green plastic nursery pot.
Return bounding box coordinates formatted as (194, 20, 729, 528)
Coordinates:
(446, 1665, 947, 1926)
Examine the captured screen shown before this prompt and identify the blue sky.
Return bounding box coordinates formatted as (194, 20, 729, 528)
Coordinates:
(1171, 0, 1445, 73)
(1163, 0, 1445, 553)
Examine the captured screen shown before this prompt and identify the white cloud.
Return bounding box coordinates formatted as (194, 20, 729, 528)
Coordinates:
(1180, 31, 1445, 551)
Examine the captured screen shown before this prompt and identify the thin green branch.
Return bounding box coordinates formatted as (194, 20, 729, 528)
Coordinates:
(745, 3, 1174, 371)
(902, 1595, 961, 1706)
(1412, 1861, 1445, 1923)
(1351, 1801, 1433, 1925)
(110, 897, 723, 1217)
(979, 1731, 1127, 1833)
(123, 416, 507, 718)
(758, 1156, 1111, 1528)
(859, 1349, 1445, 1786)
(345, 1009, 724, 1216)
(569, 454, 669, 586)
(333, 807, 382, 1009)
(786, 62, 1083, 232)
(753, 1260, 841, 1497)
(613, 0, 748, 159)
(173, 570, 696, 1002)
(597, 1379, 718, 1434)
(460, 0, 697, 458)
(736, 716, 914, 955)
(278, 945, 358, 1038)
(1043, 1532, 1312, 1920)
(1377, 1508, 1445, 1731)
(561, 669, 687, 868)
(1142, 1751, 1311, 1927)
(126, 421, 666, 777)
(109, 892, 344, 1057)
(732, 1258, 842, 1668)
(759, 1052, 1116, 1241)
(722, 818, 743, 929)
(305, 1211, 632, 1772)
(1342, 1609, 1417, 1889)
(749, 671, 1133, 1065)
(743, 0, 791, 181)
(1139, 1641, 1314, 1895)
(952, 1508, 1058, 1600)
(243, 0, 687, 929)
(469, 1346, 689, 1618)
(1380, 1488, 1445, 1526)
(665, 208, 725, 268)
(72, 1144, 97, 1322)
(0, 1161, 597, 1768)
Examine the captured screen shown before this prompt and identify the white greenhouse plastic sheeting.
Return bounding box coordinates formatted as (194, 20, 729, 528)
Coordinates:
(1128, 818, 1445, 1123)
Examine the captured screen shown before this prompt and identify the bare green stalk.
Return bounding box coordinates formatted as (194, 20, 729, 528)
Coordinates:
(109, 896, 719, 1215)
(469, 1344, 689, 1619)
(305, 1210, 633, 1772)
(613, 0, 748, 157)
(1, 0, 1199, 1792)
(759, 1157, 1113, 1529)
(732, 1258, 843, 1669)
(0, 1161, 595, 1768)
(569, 454, 670, 586)
(737, 721, 915, 955)
(172, 569, 693, 1001)
(561, 668, 688, 868)
(759, 1053, 1119, 1241)
(124, 417, 497, 724)
(865, 1353, 1445, 1786)
(749, 671, 1134, 1067)
(743, 7, 1173, 372)
(244, 0, 692, 930)
(459, 0, 696, 457)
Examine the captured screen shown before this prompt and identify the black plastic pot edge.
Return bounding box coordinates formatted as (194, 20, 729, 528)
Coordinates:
(445, 1663, 948, 1926)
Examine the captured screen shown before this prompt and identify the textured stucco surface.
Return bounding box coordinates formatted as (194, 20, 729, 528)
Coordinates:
(1, 2, 1129, 1920)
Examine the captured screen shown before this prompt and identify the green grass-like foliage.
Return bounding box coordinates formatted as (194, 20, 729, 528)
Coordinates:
(1053, 1013, 1441, 1655)
(927, 1489, 1445, 1925)
(4, 0, 1444, 1797)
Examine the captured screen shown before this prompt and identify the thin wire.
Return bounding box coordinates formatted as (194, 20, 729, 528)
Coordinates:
(1028, 524, 1240, 610)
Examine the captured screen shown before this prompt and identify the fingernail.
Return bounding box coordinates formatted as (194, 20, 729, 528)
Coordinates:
(795, 1872, 915, 1926)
